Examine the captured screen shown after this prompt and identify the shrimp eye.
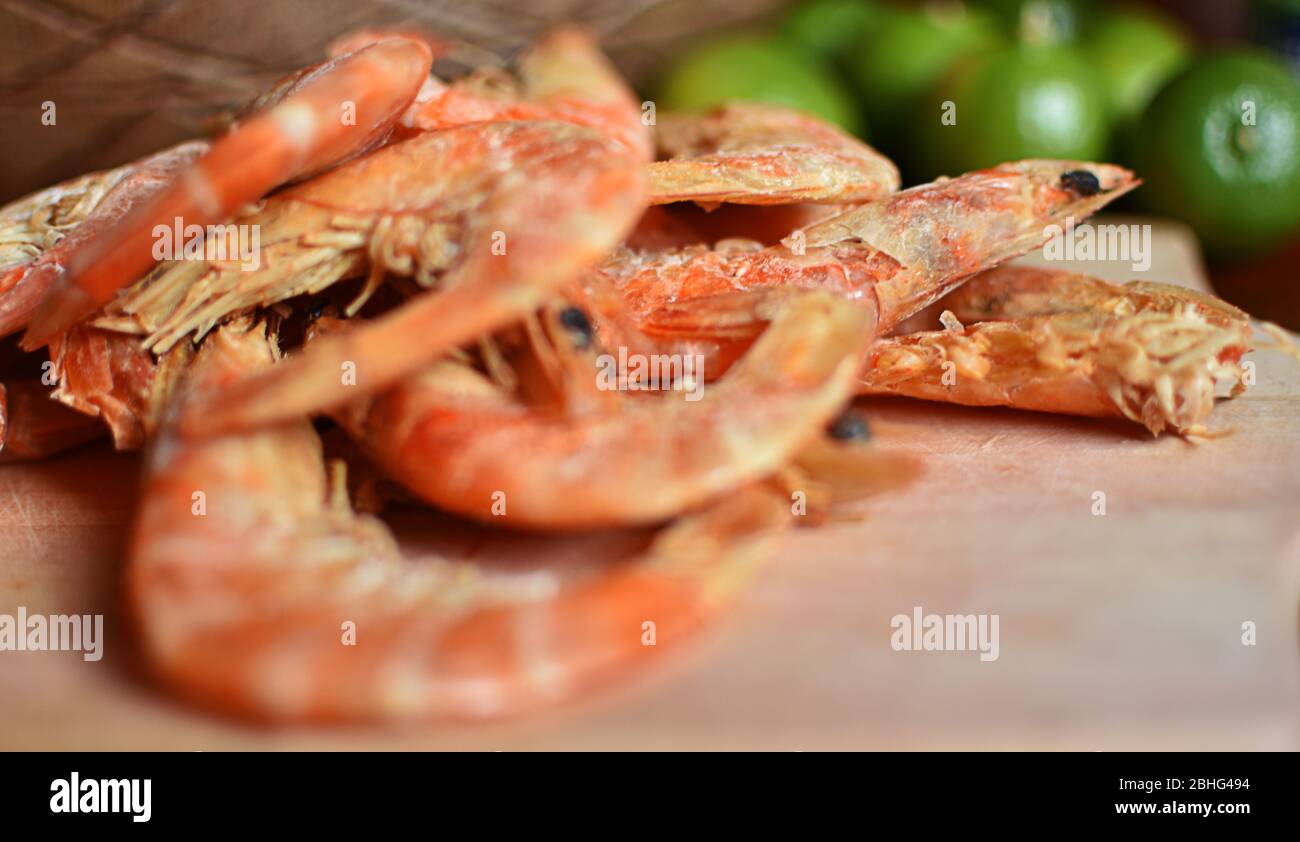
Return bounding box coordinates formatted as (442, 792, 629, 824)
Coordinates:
(827, 410, 870, 442)
(558, 306, 594, 349)
(1060, 169, 1101, 196)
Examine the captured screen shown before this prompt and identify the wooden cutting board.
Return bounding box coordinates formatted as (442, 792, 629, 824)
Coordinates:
(2, 216, 1298, 750)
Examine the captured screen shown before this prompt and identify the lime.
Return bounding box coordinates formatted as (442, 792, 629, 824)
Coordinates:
(1086, 7, 1190, 122)
(781, 0, 884, 61)
(849, 2, 1001, 150)
(657, 33, 863, 134)
(911, 43, 1109, 178)
(1134, 50, 1300, 256)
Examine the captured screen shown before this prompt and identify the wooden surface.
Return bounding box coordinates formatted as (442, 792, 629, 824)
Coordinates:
(2, 217, 1298, 750)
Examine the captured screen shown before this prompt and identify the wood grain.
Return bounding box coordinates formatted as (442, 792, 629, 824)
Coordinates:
(1, 218, 1297, 749)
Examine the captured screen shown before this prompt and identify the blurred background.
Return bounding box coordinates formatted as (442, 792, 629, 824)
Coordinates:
(1, 0, 1298, 324)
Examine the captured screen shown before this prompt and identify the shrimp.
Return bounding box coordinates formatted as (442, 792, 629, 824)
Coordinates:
(857, 266, 1255, 436)
(0, 380, 104, 461)
(325, 285, 876, 529)
(0, 142, 207, 338)
(585, 160, 1138, 377)
(648, 102, 899, 205)
(89, 117, 642, 445)
(129, 321, 790, 720)
(21, 37, 435, 347)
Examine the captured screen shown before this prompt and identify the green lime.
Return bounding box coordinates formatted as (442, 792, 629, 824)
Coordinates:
(1086, 7, 1190, 122)
(1134, 50, 1300, 256)
(781, 0, 884, 61)
(656, 33, 862, 135)
(912, 43, 1109, 178)
(849, 2, 1001, 150)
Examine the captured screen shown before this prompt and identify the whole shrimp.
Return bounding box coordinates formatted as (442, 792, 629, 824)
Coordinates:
(586, 160, 1139, 380)
(858, 266, 1256, 435)
(129, 321, 791, 720)
(324, 285, 882, 530)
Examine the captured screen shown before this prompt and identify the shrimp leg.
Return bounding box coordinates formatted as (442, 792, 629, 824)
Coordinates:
(858, 266, 1255, 435)
(130, 322, 788, 720)
(0, 142, 207, 338)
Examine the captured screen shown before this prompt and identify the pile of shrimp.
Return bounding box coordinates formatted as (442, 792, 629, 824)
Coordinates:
(0, 27, 1263, 721)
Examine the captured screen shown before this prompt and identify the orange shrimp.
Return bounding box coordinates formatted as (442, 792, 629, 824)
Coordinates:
(584, 160, 1138, 377)
(129, 321, 789, 720)
(858, 266, 1256, 435)
(21, 37, 435, 347)
(325, 286, 877, 530)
